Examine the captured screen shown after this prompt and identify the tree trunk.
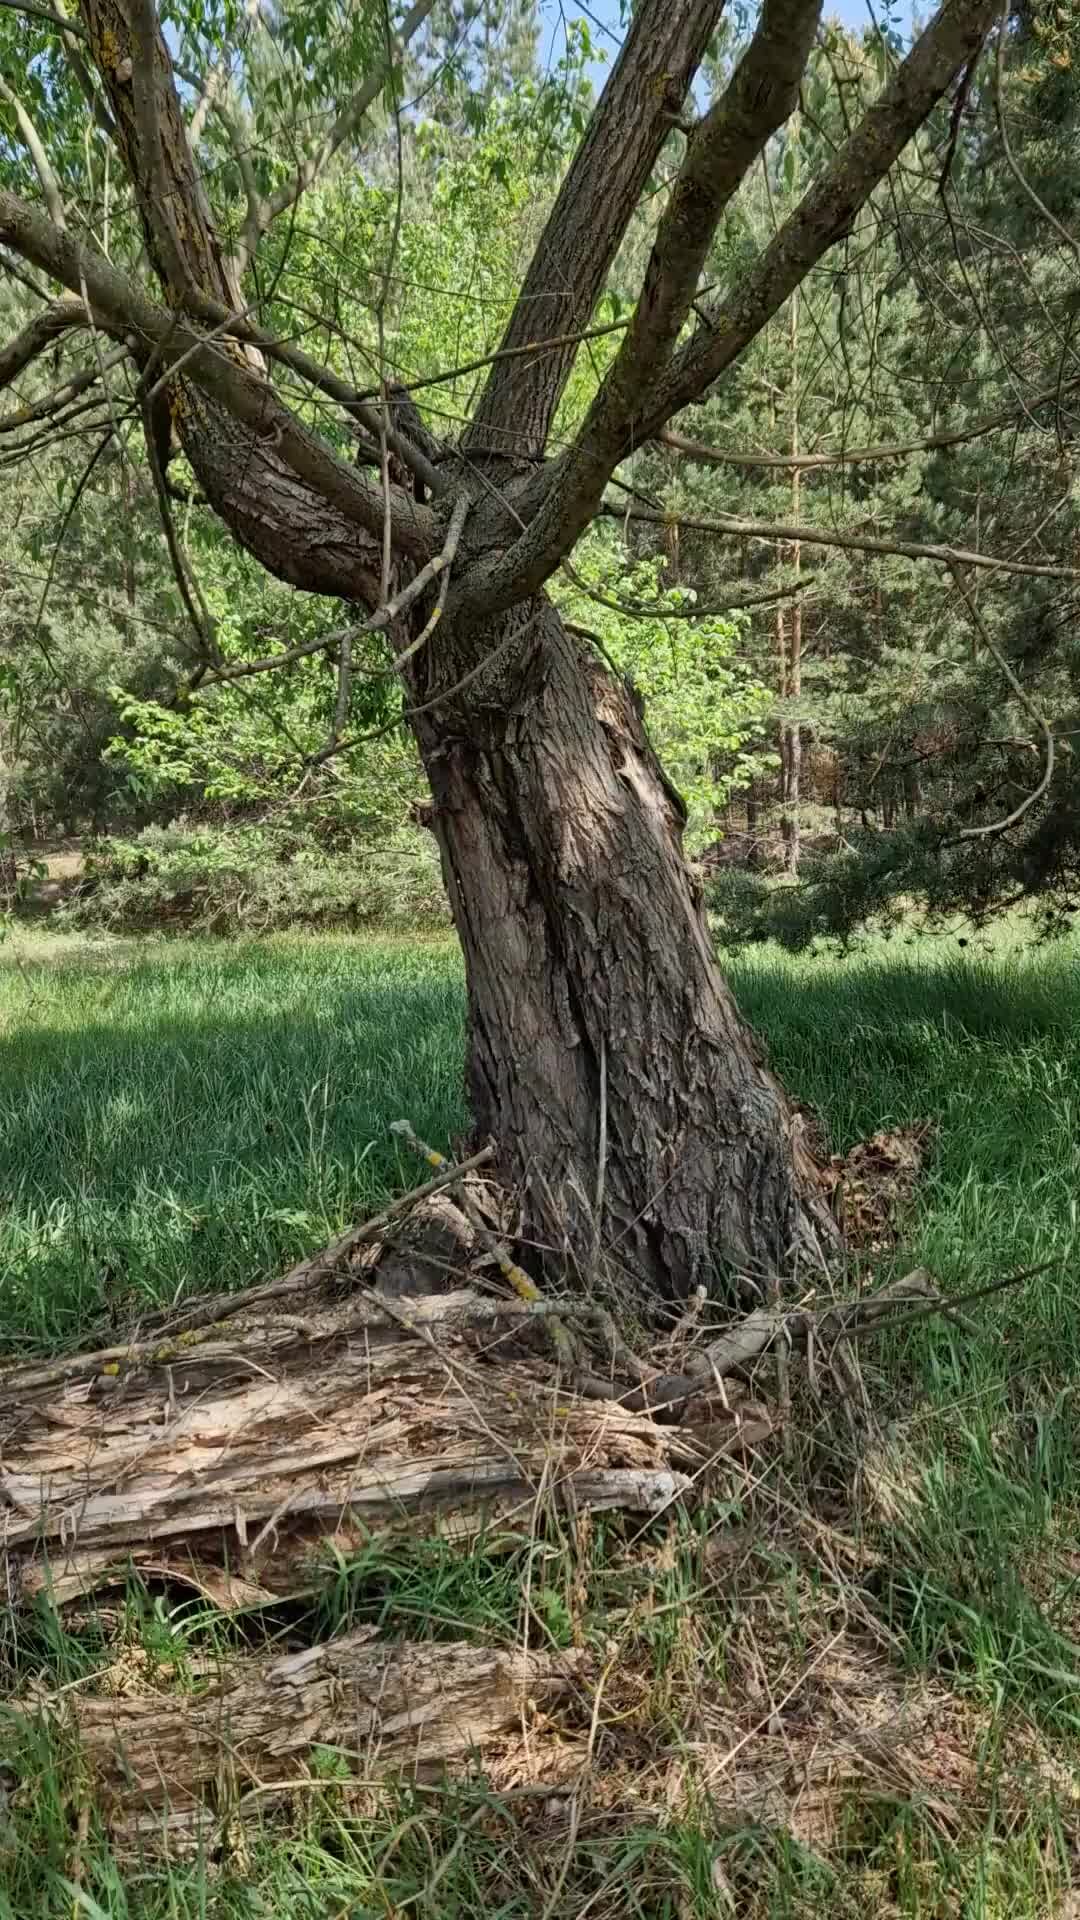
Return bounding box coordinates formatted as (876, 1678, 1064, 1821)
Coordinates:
(410, 603, 835, 1302)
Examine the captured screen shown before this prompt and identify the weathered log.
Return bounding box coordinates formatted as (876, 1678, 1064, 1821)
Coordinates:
(1, 1274, 704, 1609)
(32, 1631, 587, 1859)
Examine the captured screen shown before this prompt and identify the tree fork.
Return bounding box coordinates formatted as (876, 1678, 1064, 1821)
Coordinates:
(408, 600, 837, 1296)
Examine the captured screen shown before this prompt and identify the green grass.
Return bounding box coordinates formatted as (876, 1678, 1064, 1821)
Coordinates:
(0, 931, 466, 1351)
(2, 922, 1080, 1915)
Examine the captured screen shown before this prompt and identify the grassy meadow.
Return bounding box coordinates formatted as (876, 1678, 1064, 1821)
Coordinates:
(2, 922, 1080, 1915)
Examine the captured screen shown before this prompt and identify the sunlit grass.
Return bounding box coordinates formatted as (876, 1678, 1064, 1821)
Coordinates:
(2, 921, 1079, 1915)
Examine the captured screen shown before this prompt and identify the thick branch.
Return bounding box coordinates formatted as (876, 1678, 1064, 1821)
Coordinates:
(464, 0, 724, 458)
(166, 290, 446, 497)
(78, 0, 243, 312)
(0, 189, 435, 558)
(463, 0, 821, 610)
(637, 0, 1001, 439)
(0, 294, 86, 386)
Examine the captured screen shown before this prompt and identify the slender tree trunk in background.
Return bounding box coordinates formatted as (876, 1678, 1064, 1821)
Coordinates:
(781, 259, 802, 878)
(123, 465, 137, 607)
(746, 780, 760, 866)
(411, 603, 837, 1298)
(0, 703, 17, 907)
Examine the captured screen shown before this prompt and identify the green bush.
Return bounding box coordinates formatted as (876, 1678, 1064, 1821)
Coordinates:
(59, 820, 450, 934)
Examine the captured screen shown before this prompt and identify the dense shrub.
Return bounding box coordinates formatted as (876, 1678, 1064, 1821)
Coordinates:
(60, 820, 450, 934)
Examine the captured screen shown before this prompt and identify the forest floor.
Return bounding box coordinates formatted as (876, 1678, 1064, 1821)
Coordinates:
(2, 923, 1080, 1916)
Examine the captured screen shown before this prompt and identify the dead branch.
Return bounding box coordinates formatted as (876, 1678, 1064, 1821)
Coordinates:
(29, 1633, 587, 1858)
(390, 488, 470, 672)
(391, 1119, 541, 1302)
(603, 502, 1080, 584)
(1, 1276, 699, 1610)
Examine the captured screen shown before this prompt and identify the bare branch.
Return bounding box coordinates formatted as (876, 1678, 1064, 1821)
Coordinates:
(255, 0, 437, 241)
(331, 628, 352, 743)
(465, 0, 724, 459)
(951, 561, 1055, 838)
(561, 565, 810, 625)
(463, 0, 822, 609)
(187, 56, 228, 150)
(605, 501, 1080, 582)
(363, 318, 632, 403)
(195, 623, 361, 688)
(0, 341, 126, 431)
(638, 0, 1002, 440)
(139, 387, 218, 659)
(307, 611, 540, 769)
(390, 487, 470, 671)
(0, 74, 67, 227)
(658, 361, 1080, 469)
(199, 493, 472, 700)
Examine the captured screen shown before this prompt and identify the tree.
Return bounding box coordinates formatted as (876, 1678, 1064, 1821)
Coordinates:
(0, 0, 1026, 1298)
(673, 3, 1080, 948)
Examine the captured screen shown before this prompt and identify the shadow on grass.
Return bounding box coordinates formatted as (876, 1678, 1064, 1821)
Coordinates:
(0, 938, 468, 1347)
(0, 933, 1076, 1342)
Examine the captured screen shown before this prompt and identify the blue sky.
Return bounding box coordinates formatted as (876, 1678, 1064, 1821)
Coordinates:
(538, 0, 917, 88)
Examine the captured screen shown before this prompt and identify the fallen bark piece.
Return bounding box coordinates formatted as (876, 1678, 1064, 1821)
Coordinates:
(2, 1286, 700, 1609)
(36, 1632, 587, 1859)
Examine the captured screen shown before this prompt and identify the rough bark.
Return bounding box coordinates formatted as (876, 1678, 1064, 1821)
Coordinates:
(463, 0, 724, 459)
(34, 1633, 586, 1858)
(409, 600, 836, 1297)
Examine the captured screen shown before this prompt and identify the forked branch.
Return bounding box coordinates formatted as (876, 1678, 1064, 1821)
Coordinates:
(464, 0, 724, 459)
(637, 0, 1000, 439)
(464, 0, 822, 609)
